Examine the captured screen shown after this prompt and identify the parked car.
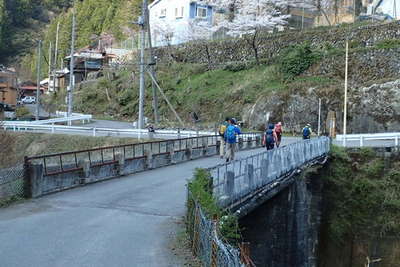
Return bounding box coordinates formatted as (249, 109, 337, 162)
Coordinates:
(0, 102, 14, 111)
(21, 96, 36, 104)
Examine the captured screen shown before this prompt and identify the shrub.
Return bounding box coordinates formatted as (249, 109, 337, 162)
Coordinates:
(15, 106, 31, 118)
(188, 168, 241, 245)
(278, 42, 321, 80)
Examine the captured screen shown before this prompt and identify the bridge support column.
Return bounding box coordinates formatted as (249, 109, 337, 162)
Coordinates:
(25, 164, 44, 198)
(224, 171, 235, 200)
(78, 159, 91, 181)
(255, 136, 261, 147)
(185, 141, 193, 160)
(238, 137, 244, 150)
(245, 164, 254, 191)
(260, 159, 269, 181)
(167, 141, 176, 164)
(115, 152, 125, 175)
(145, 149, 153, 169)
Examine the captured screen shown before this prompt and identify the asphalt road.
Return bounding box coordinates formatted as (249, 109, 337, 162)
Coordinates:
(0, 138, 298, 267)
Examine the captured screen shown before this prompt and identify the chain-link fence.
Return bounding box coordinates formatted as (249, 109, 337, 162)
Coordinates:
(186, 191, 243, 267)
(0, 164, 25, 201)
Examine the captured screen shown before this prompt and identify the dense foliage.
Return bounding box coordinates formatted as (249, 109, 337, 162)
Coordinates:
(324, 146, 400, 242)
(0, 0, 72, 64)
(278, 42, 321, 80)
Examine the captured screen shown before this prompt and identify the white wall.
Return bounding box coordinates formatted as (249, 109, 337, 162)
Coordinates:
(377, 0, 400, 19)
(149, 0, 192, 46)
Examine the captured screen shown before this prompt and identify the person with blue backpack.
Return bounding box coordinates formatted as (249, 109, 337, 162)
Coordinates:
(302, 124, 312, 140)
(224, 118, 241, 162)
(264, 123, 277, 150)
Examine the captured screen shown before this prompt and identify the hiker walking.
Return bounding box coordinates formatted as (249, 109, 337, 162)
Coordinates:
(264, 123, 277, 150)
(218, 118, 229, 158)
(302, 124, 312, 140)
(274, 122, 283, 147)
(224, 118, 241, 162)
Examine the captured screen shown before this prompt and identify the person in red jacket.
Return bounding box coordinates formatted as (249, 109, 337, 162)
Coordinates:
(274, 122, 283, 147)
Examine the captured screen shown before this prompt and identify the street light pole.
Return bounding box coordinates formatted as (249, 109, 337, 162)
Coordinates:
(36, 40, 42, 121)
(68, 1, 76, 123)
(317, 98, 321, 136)
(343, 40, 349, 147)
(138, 0, 147, 129)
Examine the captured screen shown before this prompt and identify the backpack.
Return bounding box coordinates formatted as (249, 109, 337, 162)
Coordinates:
(219, 124, 227, 136)
(225, 125, 236, 142)
(265, 129, 275, 144)
(275, 124, 282, 134)
(303, 127, 310, 138)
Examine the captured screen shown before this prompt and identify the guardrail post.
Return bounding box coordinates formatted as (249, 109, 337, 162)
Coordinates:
(395, 136, 399, 148)
(51, 123, 55, 133)
(360, 136, 364, 147)
(224, 171, 235, 200)
(92, 127, 96, 137)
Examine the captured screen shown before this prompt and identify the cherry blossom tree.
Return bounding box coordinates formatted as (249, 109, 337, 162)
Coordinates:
(214, 0, 290, 64)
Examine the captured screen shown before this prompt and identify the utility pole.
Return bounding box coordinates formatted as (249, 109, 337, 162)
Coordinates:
(52, 21, 60, 92)
(394, 0, 397, 19)
(301, 1, 305, 30)
(343, 40, 349, 147)
(146, 3, 160, 125)
(68, 2, 76, 122)
(36, 40, 42, 121)
(317, 98, 321, 136)
(48, 41, 52, 87)
(137, 0, 147, 129)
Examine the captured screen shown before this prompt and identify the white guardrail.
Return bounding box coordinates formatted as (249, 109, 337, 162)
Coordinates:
(336, 133, 400, 147)
(1, 122, 215, 139)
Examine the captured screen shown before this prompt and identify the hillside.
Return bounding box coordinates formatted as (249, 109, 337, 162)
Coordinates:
(0, 0, 72, 65)
(0, 0, 140, 77)
(45, 22, 400, 134)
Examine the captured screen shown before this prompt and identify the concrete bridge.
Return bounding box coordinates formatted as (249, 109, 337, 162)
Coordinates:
(0, 134, 327, 267)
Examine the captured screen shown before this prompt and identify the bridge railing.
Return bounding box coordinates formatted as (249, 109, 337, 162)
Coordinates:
(23, 132, 263, 197)
(209, 137, 330, 208)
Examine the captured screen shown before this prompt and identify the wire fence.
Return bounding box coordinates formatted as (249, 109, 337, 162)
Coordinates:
(186, 191, 243, 267)
(0, 164, 25, 201)
(209, 137, 331, 208)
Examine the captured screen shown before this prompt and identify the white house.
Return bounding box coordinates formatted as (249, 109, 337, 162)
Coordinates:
(149, 0, 216, 47)
(368, 0, 399, 19)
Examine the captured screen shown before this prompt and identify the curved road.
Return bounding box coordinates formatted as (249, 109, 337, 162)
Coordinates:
(0, 139, 298, 267)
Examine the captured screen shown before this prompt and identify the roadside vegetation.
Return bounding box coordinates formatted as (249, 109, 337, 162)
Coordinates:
(187, 168, 241, 245)
(319, 146, 400, 266)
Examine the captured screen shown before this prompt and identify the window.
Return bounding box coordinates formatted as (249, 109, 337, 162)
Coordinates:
(196, 6, 207, 18)
(160, 8, 166, 17)
(175, 6, 184, 18)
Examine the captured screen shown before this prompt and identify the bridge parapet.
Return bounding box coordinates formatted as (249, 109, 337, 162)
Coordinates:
(209, 137, 331, 208)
